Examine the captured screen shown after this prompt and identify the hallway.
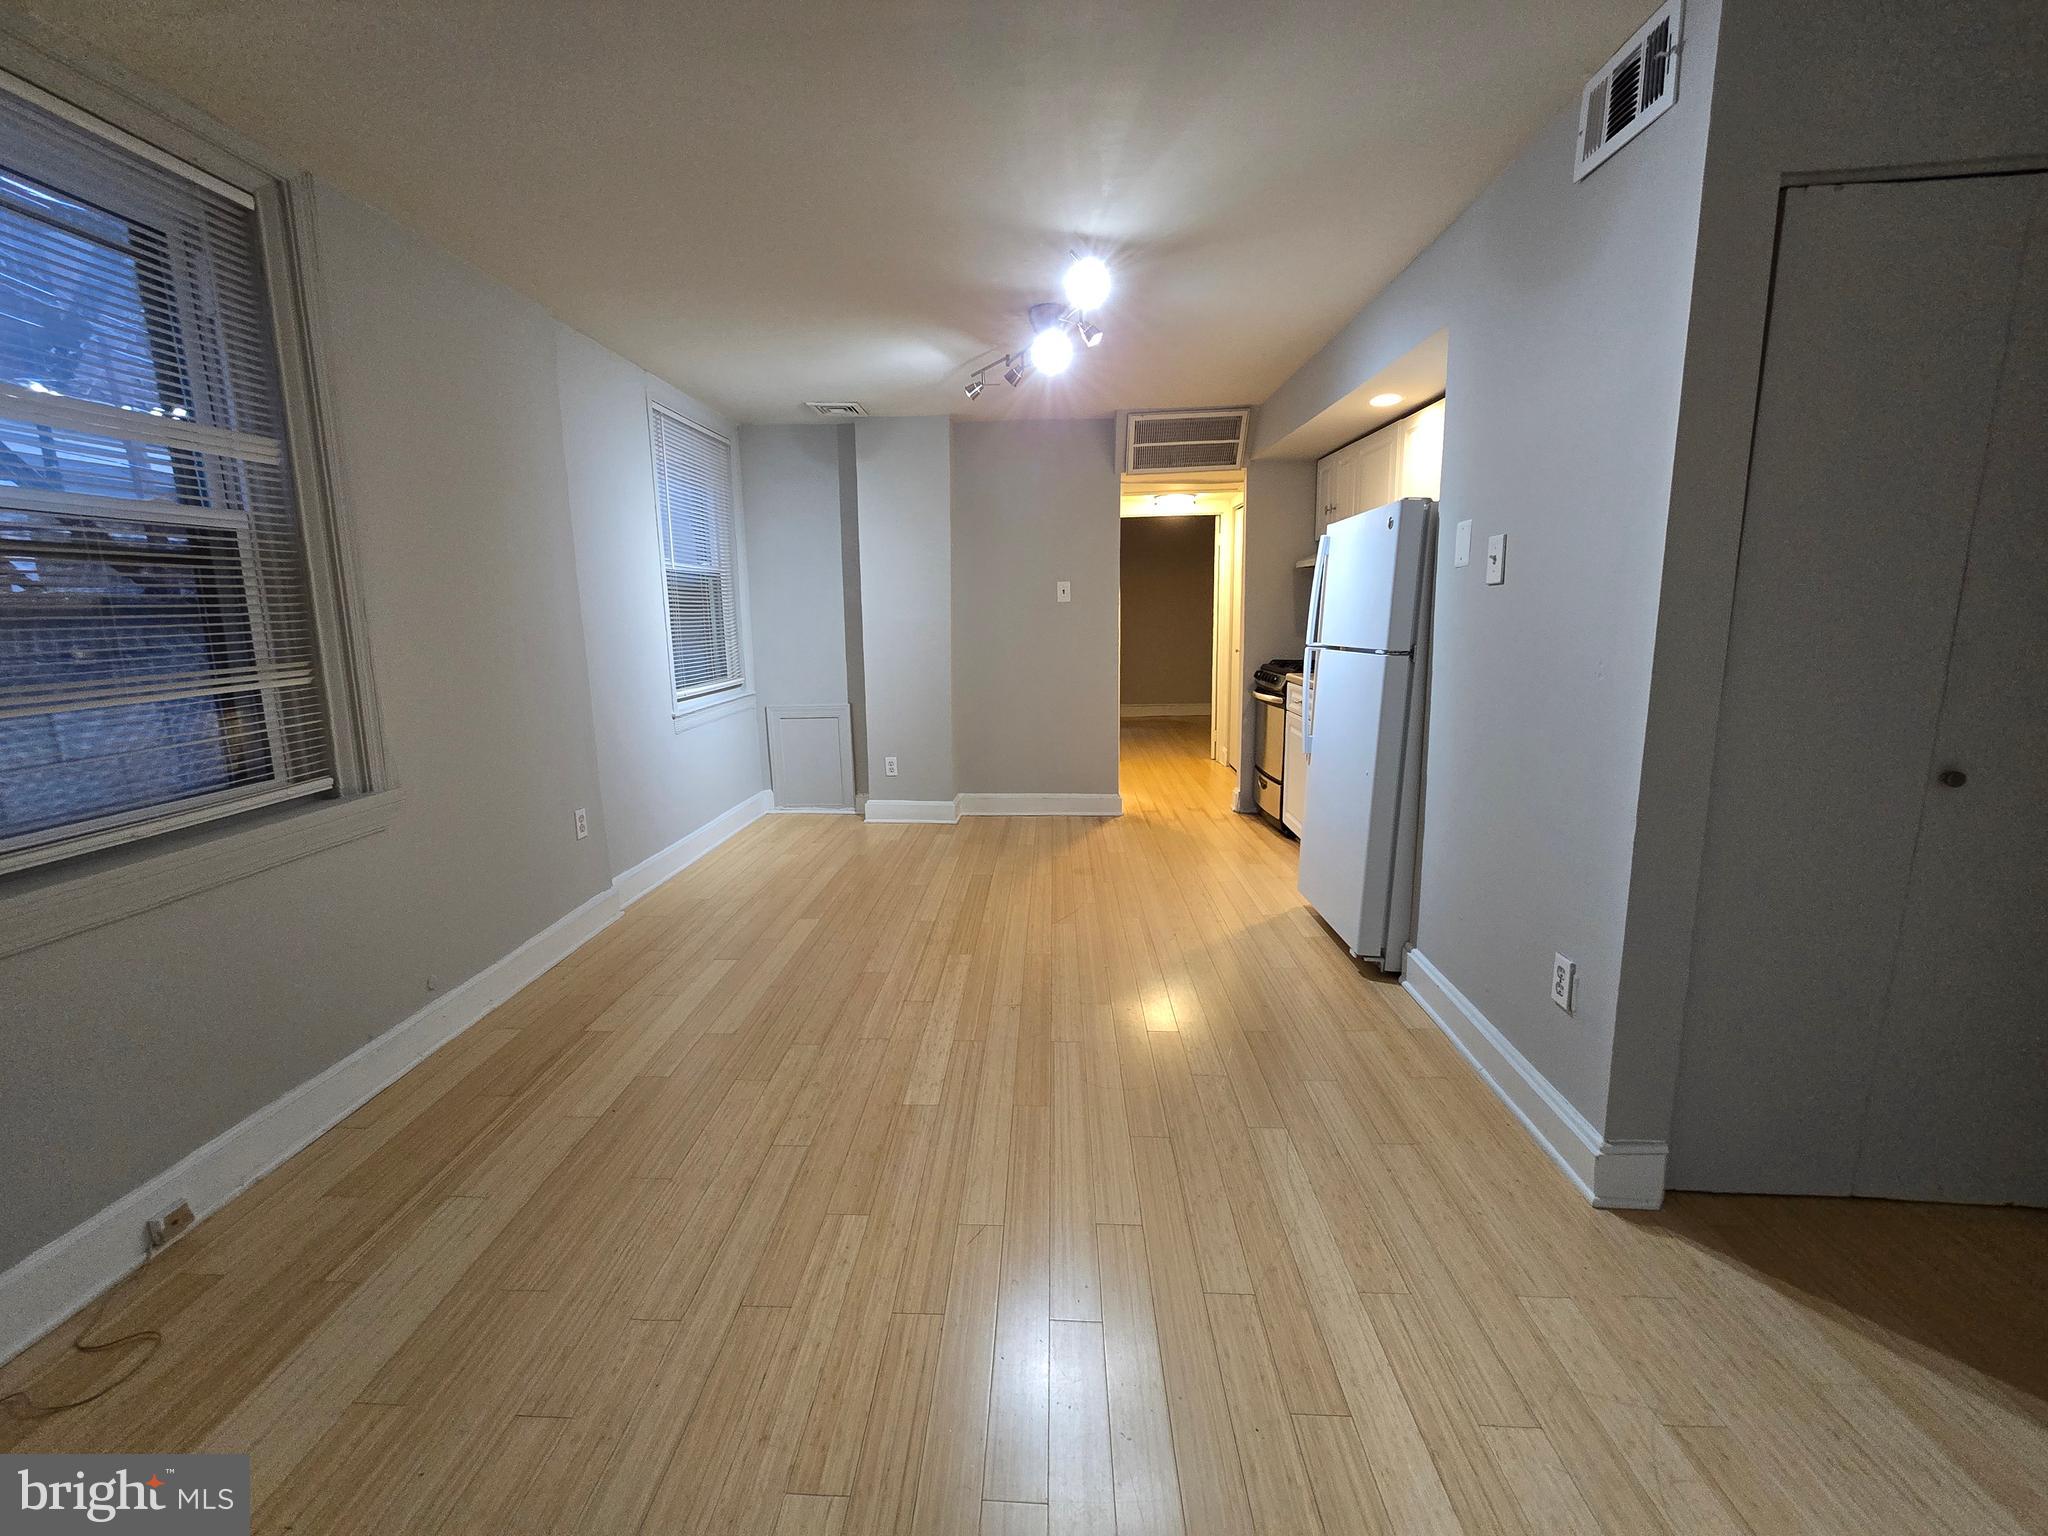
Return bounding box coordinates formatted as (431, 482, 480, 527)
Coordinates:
(5, 721, 2045, 1534)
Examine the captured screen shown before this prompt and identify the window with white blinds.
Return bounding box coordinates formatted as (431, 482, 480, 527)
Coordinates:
(649, 404, 743, 706)
(0, 87, 332, 874)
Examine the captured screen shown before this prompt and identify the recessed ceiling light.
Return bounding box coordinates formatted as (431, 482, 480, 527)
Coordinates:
(1029, 326, 1074, 376)
(1062, 255, 1112, 311)
(1369, 392, 1403, 408)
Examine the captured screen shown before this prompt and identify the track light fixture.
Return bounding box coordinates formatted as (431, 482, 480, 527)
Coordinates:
(964, 248, 1112, 402)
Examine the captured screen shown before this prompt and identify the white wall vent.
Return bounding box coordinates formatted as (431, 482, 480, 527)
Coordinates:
(1119, 408, 1251, 476)
(805, 400, 867, 418)
(1574, 1, 1682, 182)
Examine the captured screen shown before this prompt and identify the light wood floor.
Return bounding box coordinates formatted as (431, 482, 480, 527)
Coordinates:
(6, 717, 2046, 1534)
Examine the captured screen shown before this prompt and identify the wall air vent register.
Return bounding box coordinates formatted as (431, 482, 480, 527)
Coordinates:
(1575, 1, 1682, 181)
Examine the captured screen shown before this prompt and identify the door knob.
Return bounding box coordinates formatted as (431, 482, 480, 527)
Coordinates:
(1937, 768, 1968, 788)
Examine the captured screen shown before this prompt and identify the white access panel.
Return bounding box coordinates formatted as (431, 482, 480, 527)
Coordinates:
(766, 705, 855, 810)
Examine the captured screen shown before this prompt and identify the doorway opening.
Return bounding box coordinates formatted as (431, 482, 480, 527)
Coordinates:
(1116, 482, 1244, 808)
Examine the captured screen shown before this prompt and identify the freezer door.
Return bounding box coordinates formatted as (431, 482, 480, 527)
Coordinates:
(1296, 649, 1414, 957)
(1315, 499, 1433, 654)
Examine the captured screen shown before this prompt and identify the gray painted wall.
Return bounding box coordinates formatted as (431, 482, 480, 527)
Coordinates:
(1613, 0, 2048, 1150)
(1235, 459, 1315, 808)
(4, 182, 776, 1274)
(555, 327, 767, 879)
(739, 423, 852, 711)
(3, 187, 632, 1271)
(852, 417, 955, 804)
(836, 426, 868, 795)
(1119, 517, 1214, 710)
(951, 419, 1120, 797)
(1247, 0, 1722, 1130)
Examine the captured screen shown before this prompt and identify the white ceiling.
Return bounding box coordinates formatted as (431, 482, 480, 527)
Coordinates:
(11, 0, 1650, 424)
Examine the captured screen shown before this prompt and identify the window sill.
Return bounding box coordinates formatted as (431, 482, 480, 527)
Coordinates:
(673, 690, 757, 735)
(0, 788, 402, 961)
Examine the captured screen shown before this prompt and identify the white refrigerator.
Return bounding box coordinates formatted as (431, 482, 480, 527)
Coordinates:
(1297, 498, 1434, 970)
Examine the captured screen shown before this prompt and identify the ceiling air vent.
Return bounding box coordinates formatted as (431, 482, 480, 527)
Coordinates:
(805, 400, 867, 418)
(1119, 408, 1251, 476)
(1574, 0, 1682, 182)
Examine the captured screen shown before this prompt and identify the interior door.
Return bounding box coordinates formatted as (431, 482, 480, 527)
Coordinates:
(1669, 172, 2046, 1201)
(1211, 499, 1245, 770)
(1856, 177, 2048, 1204)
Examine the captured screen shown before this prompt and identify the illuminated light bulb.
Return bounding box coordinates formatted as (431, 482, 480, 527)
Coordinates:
(1029, 326, 1074, 376)
(1062, 255, 1112, 311)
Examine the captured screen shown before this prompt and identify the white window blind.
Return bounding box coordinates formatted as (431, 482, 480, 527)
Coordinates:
(650, 404, 743, 705)
(0, 87, 332, 874)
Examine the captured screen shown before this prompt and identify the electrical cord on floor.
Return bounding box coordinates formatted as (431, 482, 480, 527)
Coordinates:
(0, 1257, 163, 1419)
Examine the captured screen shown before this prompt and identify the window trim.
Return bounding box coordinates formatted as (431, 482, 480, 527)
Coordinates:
(0, 22, 391, 951)
(646, 397, 750, 719)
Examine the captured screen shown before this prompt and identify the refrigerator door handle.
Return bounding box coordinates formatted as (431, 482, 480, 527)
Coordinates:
(1303, 648, 1318, 758)
(1304, 533, 1330, 650)
(1301, 534, 1330, 758)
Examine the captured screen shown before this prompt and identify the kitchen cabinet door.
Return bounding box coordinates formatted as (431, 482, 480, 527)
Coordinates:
(1351, 430, 1397, 516)
(1395, 399, 1445, 500)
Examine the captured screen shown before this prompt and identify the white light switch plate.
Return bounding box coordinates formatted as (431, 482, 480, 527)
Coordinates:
(1551, 954, 1576, 1012)
(1484, 533, 1507, 586)
(1454, 519, 1472, 568)
(1056, 580, 1072, 604)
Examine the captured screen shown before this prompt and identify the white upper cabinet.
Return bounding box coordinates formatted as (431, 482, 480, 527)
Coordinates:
(1353, 430, 1399, 516)
(1395, 399, 1445, 500)
(1316, 398, 1446, 538)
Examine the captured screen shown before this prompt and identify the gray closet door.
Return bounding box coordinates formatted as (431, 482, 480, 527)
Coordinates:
(1857, 177, 2048, 1204)
(1669, 173, 2045, 1199)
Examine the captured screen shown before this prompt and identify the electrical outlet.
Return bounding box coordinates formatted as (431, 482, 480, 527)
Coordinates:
(1550, 954, 1577, 1013)
(884, 755, 899, 777)
(147, 1200, 195, 1251)
(574, 808, 589, 840)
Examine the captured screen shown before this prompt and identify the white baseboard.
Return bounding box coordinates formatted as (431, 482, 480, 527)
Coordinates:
(612, 789, 773, 907)
(1120, 703, 1212, 719)
(957, 793, 1123, 817)
(0, 787, 777, 1366)
(862, 798, 960, 824)
(1401, 948, 1666, 1210)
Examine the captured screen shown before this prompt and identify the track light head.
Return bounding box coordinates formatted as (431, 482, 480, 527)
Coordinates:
(964, 377, 984, 400)
(1002, 354, 1032, 387)
(1077, 319, 1103, 348)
